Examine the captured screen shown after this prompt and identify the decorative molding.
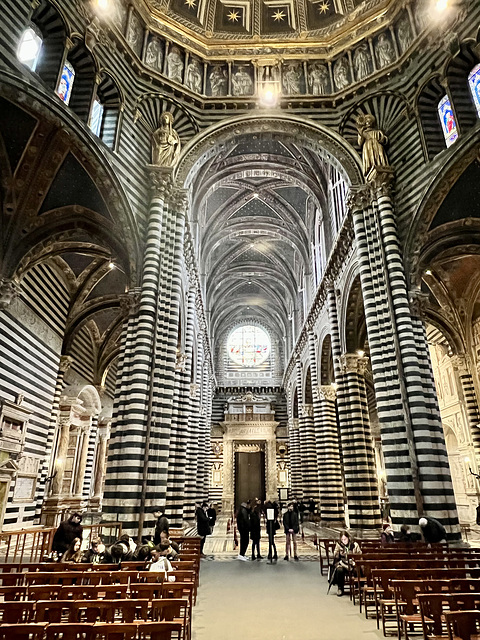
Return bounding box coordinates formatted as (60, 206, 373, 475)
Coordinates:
(318, 385, 337, 402)
(0, 279, 21, 310)
(409, 289, 430, 319)
(338, 353, 369, 376)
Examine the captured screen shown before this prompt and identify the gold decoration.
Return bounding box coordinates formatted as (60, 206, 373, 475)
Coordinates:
(272, 10, 286, 21)
(184, 0, 196, 6)
(227, 10, 240, 22)
(318, 2, 330, 13)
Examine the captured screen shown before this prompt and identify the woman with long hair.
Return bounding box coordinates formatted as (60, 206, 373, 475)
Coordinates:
(60, 537, 83, 563)
(329, 530, 361, 597)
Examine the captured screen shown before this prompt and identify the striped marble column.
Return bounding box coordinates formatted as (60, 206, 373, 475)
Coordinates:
(35, 355, 72, 521)
(317, 385, 345, 524)
(103, 168, 186, 535)
(337, 353, 381, 530)
(288, 418, 302, 498)
(306, 332, 321, 506)
(451, 354, 480, 466)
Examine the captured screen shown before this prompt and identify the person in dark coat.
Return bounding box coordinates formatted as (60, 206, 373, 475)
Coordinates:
(249, 504, 262, 560)
(82, 536, 106, 564)
(398, 524, 415, 543)
(283, 502, 299, 561)
(419, 516, 447, 544)
(52, 513, 83, 558)
(207, 503, 217, 530)
(236, 501, 251, 561)
(153, 507, 169, 545)
(195, 501, 211, 557)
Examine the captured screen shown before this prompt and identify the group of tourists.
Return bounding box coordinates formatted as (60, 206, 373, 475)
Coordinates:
(50, 508, 183, 573)
(235, 498, 309, 563)
(328, 515, 448, 597)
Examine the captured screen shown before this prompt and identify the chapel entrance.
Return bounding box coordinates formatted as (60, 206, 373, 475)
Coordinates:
(235, 449, 265, 509)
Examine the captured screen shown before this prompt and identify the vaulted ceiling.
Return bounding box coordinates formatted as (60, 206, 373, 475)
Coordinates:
(189, 133, 331, 357)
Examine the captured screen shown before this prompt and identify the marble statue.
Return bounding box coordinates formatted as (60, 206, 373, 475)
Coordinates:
(209, 66, 228, 96)
(126, 13, 141, 53)
(397, 18, 413, 52)
(376, 33, 395, 68)
(152, 112, 181, 168)
(308, 63, 329, 95)
(334, 57, 350, 91)
(283, 64, 302, 95)
(185, 59, 203, 93)
(167, 47, 184, 83)
(354, 44, 371, 80)
(355, 114, 389, 176)
(145, 38, 163, 71)
(232, 67, 253, 96)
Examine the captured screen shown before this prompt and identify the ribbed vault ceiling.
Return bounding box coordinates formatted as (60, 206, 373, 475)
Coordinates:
(191, 133, 331, 364)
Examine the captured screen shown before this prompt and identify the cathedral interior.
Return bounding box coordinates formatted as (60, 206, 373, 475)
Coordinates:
(1, 0, 480, 543)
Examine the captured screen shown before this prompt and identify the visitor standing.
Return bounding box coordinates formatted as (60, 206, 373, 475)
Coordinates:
(196, 501, 211, 558)
(207, 503, 217, 530)
(265, 500, 279, 562)
(283, 502, 299, 561)
(250, 502, 262, 560)
(236, 501, 251, 561)
(52, 512, 83, 559)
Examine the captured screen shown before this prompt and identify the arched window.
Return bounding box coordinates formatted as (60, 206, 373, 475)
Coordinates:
(30, 0, 67, 90)
(437, 95, 458, 147)
(328, 165, 347, 237)
(56, 59, 75, 105)
(468, 64, 480, 118)
(17, 26, 43, 71)
(89, 74, 122, 149)
(227, 325, 271, 368)
(61, 41, 96, 122)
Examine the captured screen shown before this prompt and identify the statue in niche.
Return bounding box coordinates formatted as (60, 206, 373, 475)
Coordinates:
(152, 112, 181, 168)
(397, 18, 413, 52)
(283, 64, 302, 95)
(167, 47, 184, 83)
(145, 38, 163, 71)
(334, 57, 350, 91)
(355, 114, 389, 177)
(354, 44, 371, 80)
(376, 33, 395, 68)
(232, 67, 253, 96)
(185, 59, 203, 93)
(209, 66, 228, 96)
(126, 14, 142, 53)
(308, 63, 329, 95)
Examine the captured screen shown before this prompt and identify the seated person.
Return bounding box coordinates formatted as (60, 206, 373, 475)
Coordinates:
(82, 536, 106, 564)
(398, 523, 415, 543)
(381, 523, 395, 545)
(158, 530, 180, 560)
(329, 530, 361, 597)
(61, 537, 83, 563)
(134, 542, 154, 562)
(148, 547, 173, 573)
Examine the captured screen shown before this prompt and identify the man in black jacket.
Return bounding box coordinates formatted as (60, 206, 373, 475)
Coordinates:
(236, 501, 251, 561)
(196, 501, 211, 557)
(283, 503, 299, 561)
(52, 512, 83, 558)
(419, 516, 447, 544)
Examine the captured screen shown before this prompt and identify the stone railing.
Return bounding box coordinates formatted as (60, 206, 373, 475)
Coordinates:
(224, 413, 275, 422)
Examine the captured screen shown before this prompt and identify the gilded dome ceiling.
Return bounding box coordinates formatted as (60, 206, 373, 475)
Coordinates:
(146, 0, 399, 51)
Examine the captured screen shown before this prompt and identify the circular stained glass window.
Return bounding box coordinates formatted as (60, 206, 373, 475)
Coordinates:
(227, 325, 271, 368)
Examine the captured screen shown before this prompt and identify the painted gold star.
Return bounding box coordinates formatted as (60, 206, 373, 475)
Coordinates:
(184, 0, 196, 7)
(272, 9, 286, 21)
(227, 9, 240, 21)
(318, 1, 330, 13)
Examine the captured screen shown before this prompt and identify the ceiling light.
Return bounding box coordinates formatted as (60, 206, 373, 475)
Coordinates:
(248, 281, 252, 284)
(425, 269, 432, 276)
(356, 349, 365, 357)
(108, 261, 115, 270)
(258, 85, 280, 108)
(253, 193, 259, 198)
(435, 0, 448, 10)
(96, 0, 109, 10)
(250, 243, 255, 248)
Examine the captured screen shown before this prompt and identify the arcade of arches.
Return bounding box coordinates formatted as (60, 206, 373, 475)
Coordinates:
(1, 0, 480, 544)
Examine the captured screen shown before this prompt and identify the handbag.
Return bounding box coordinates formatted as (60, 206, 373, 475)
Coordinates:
(274, 520, 280, 531)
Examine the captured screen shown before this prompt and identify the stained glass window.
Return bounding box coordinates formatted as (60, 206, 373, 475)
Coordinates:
(438, 95, 458, 148)
(227, 325, 270, 367)
(468, 64, 480, 118)
(90, 99, 104, 137)
(56, 60, 75, 105)
(17, 27, 42, 71)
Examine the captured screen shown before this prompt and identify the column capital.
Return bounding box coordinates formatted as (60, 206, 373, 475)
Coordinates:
(170, 186, 189, 214)
(147, 165, 174, 197)
(119, 289, 141, 317)
(189, 382, 199, 399)
(58, 355, 73, 374)
(0, 278, 21, 309)
(346, 185, 373, 213)
(318, 385, 337, 402)
(409, 289, 430, 319)
(339, 353, 369, 375)
(301, 404, 314, 418)
(450, 354, 469, 376)
(366, 165, 395, 197)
